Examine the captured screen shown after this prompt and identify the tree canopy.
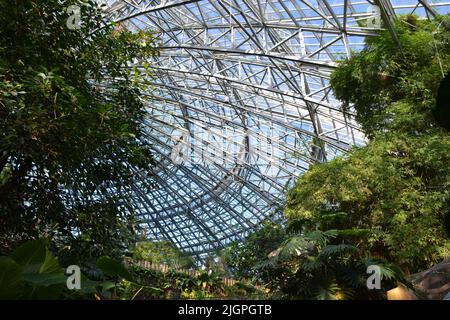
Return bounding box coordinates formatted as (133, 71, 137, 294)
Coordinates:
(287, 15, 450, 272)
(0, 0, 158, 262)
(330, 14, 450, 137)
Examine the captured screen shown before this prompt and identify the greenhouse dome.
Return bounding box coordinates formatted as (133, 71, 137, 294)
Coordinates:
(2, 0, 450, 302)
(100, 0, 449, 260)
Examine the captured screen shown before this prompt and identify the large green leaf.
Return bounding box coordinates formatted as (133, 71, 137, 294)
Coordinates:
(77, 273, 116, 294)
(21, 283, 65, 300)
(10, 239, 47, 268)
(96, 256, 132, 281)
(0, 256, 23, 299)
(23, 273, 67, 286)
(9, 238, 66, 294)
(40, 248, 64, 274)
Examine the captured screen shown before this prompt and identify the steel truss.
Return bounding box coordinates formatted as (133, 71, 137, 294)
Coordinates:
(103, 0, 449, 261)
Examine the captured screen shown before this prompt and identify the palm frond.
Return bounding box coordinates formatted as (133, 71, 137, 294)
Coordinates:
(363, 258, 412, 289)
(277, 236, 311, 260)
(304, 230, 338, 248)
(320, 244, 360, 257)
(286, 219, 312, 234)
(302, 255, 326, 273)
(337, 264, 366, 288)
(313, 278, 341, 300)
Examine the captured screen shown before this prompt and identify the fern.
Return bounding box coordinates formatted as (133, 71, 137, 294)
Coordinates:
(313, 278, 341, 300)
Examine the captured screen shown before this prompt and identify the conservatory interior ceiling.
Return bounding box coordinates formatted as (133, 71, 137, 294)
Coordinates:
(104, 0, 450, 260)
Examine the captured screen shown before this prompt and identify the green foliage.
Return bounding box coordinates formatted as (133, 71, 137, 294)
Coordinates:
(0, 238, 159, 300)
(0, 238, 129, 299)
(286, 130, 450, 271)
(223, 221, 287, 282)
(119, 265, 266, 300)
(0, 1, 158, 262)
(0, 239, 71, 299)
(96, 256, 133, 281)
(256, 220, 411, 299)
(0, 238, 265, 300)
(131, 241, 194, 269)
(233, 15, 450, 299)
(330, 14, 450, 137)
(287, 15, 450, 274)
(0, 234, 265, 300)
(0, 257, 23, 299)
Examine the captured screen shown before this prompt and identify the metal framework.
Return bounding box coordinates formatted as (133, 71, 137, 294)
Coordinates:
(103, 0, 450, 260)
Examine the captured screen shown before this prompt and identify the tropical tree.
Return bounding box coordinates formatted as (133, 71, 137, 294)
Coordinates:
(286, 14, 450, 273)
(222, 215, 409, 299)
(259, 223, 409, 300)
(330, 14, 450, 137)
(0, 0, 158, 263)
(223, 221, 287, 283)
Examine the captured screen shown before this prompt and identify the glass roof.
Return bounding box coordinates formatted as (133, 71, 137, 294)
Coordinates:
(103, 0, 450, 260)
